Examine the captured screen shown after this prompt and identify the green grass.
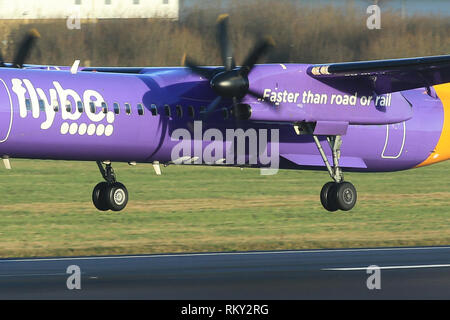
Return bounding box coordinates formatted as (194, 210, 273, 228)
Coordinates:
(0, 159, 449, 258)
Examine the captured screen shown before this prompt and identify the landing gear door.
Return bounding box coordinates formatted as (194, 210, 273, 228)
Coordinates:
(381, 122, 406, 159)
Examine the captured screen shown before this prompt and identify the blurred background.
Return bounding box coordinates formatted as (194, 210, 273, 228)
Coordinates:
(0, 1, 449, 257)
(0, 0, 448, 67)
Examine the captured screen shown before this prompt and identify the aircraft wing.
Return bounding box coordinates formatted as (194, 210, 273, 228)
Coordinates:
(307, 54, 450, 94)
(80, 67, 147, 73)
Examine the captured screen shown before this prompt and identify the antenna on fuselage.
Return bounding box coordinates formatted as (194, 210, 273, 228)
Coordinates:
(71, 60, 81, 74)
(2, 156, 11, 170)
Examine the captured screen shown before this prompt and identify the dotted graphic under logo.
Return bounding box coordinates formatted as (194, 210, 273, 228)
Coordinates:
(60, 111, 114, 136)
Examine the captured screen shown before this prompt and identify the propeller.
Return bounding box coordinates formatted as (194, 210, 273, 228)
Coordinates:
(183, 14, 274, 119)
(0, 29, 40, 68)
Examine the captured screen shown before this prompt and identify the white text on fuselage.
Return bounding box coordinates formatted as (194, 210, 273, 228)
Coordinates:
(263, 88, 392, 107)
(11, 78, 114, 136)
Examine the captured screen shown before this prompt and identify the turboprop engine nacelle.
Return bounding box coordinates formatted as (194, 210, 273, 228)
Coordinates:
(241, 91, 412, 125)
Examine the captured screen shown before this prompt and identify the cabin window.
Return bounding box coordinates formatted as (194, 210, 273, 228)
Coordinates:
(77, 101, 84, 113)
(66, 101, 72, 113)
(164, 105, 171, 117)
(89, 102, 96, 113)
(25, 98, 32, 112)
(188, 106, 195, 118)
(125, 103, 131, 115)
(38, 99, 45, 112)
(150, 104, 158, 116)
(222, 108, 229, 120)
(113, 102, 120, 114)
(101, 102, 108, 114)
(53, 100, 59, 112)
(176, 105, 183, 118)
(137, 103, 144, 116)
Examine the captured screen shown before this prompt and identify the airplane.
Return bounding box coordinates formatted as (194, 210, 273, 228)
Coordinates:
(0, 15, 449, 212)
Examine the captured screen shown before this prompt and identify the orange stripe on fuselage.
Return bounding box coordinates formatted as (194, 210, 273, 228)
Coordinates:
(416, 83, 450, 167)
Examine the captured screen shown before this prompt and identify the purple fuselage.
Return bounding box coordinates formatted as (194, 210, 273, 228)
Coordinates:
(0, 64, 444, 172)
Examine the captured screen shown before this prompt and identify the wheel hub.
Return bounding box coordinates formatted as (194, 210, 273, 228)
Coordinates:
(114, 189, 126, 205)
(343, 188, 353, 204)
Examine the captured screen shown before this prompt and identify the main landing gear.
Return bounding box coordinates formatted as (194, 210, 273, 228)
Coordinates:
(92, 161, 129, 211)
(308, 129, 357, 212)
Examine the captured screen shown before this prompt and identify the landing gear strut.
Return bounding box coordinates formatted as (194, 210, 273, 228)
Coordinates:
(305, 125, 357, 211)
(92, 161, 128, 211)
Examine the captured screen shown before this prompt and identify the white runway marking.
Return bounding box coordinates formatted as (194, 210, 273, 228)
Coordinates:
(0, 273, 67, 277)
(0, 246, 449, 263)
(323, 264, 450, 271)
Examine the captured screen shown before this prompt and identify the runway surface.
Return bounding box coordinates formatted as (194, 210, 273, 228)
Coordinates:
(0, 246, 448, 299)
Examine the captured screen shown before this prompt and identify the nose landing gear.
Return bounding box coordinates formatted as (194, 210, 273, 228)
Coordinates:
(93, 161, 129, 211)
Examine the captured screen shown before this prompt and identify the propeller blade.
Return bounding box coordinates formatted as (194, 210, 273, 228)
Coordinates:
(0, 50, 6, 68)
(247, 89, 280, 111)
(203, 96, 222, 117)
(183, 54, 215, 80)
(231, 97, 246, 128)
(217, 14, 234, 71)
(247, 89, 266, 101)
(232, 96, 239, 108)
(240, 36, 275, 77)
(13, 29, 40, 68)
(182, 15, 276, 123)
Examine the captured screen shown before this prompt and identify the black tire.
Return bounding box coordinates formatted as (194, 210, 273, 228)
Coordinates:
(320, 182, 339, 212)
(335, 182, 357, 211)
(92, 182, 109, 211)
(105, 182, 128, 212)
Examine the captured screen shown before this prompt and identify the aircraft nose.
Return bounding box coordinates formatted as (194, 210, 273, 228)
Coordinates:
(0, 80, 13, 143)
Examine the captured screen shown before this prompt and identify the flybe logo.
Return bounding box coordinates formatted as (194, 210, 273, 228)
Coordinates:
(11, 78, 114, 136)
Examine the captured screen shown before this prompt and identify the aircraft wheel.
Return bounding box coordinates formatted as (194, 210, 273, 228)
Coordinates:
(105, 182, 128, 212)
(320, 182, 339, 212)
(335, 182, 357, 211)
(92, 182, 109, 211)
